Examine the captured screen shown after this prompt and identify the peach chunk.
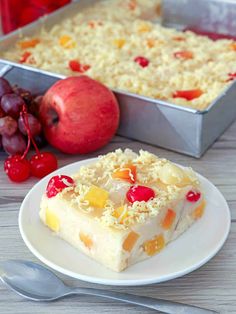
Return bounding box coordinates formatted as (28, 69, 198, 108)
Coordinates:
(113, 38, 126, 48)
(143, 234, 165, 256)
(112, 164, 136, 183)
(122, 231, 140, 252)
(112, 206, 128, 224)
(79, 232, 93, 249)
(59, 35, 76, 48)
(45, 208, 60, 232)
(162, 209, 176, 230)
(193, 200, 206, 219)
(19, 38, 40, 49)
(84, 185, 109, 208)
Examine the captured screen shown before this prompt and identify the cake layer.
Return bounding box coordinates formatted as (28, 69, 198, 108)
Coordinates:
(39, 149, 205, 272)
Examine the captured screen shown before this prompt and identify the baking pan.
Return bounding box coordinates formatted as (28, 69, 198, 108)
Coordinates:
(0, 0, 236, 158)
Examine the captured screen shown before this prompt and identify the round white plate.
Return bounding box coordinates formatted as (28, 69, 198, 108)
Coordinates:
(19, 158, 231, 286)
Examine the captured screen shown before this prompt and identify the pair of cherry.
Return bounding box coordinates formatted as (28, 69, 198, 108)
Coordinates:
(4, 105, 57, 182)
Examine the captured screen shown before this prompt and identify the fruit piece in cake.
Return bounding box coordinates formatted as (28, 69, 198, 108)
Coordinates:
(39, 149, 205, 272)
(112, 164, 136, 183)
(84, 185, 108, 208)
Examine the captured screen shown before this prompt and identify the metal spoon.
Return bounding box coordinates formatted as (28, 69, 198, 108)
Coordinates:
(0, 260, 218, 314)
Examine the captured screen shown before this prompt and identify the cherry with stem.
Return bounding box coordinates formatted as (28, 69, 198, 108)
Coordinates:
(4, 103, 58, 182)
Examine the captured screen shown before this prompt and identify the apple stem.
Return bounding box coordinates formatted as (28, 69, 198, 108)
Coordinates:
(21, 104, 40, 158)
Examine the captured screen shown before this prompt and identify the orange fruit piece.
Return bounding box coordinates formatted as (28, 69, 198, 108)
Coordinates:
(112, 164, 136, 184)
(193, 200, 206, 219)
(113, 38, 126, 48)
(173, 89, 203, 101)
(112, 206, 128, 224)
(19, 38, 40, 49)
(123, 231, 139, 252)
(79, 232, 93, 249)
(128, 0, 137, 10)
(59, 35, 76, 48)
(174, 50, 194, 59)
(147, 39, 155, 48)
(230, 43, 236, 51)
(143, 234, 165, 256)
(162, 209, 176, 230)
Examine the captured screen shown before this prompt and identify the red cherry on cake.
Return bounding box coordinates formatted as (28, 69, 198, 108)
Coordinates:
(46, 175, 75, 198)
(126, 185, 155, 203)
(134, 56, 150, 68)
(186, 190, 201, 202)
(30, 152, 58, 178)
(4, 155, 31, 182)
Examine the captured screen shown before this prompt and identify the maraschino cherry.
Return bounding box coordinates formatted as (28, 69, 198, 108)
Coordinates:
(46, 175, 75, 198)
(4, 154, 30, 182)
(186, 190, 201, 202)
(4, 104, 58, 182)
(126, 185, 155, 203)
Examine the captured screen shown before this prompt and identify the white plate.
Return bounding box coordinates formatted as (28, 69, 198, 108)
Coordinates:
(19, 158, 231, 286)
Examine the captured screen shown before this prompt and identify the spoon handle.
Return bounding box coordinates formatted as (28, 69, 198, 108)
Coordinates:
(71, 287, 218, 314)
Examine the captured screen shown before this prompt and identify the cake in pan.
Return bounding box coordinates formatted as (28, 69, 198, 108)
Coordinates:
(1, 0, 236, 110)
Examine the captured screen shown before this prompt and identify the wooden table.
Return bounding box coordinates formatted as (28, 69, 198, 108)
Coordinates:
(0, 121, 235, 314)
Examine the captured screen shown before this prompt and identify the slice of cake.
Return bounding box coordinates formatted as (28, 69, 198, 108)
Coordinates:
(39, 149, 205, 272)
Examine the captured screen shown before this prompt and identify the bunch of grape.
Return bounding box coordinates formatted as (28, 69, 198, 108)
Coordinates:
(0, 77, 58, 183)
(0, 77, 46, 155)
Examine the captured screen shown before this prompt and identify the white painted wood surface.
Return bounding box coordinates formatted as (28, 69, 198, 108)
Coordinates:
(0, 121, 236, 314)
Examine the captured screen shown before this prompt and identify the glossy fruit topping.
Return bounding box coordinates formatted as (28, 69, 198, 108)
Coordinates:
(84, 185, 109, 208)
(19, 51, 32, 63)
(112, 164, 136, 183)
(69, 60, 91, 72)
(186, 190, 201, 202)
(134, 56, 150, 68)
(174, 50, 193, 59)
(227, 72, 236, 82)
(126, 185, 155, 203)
(173, 89, 203, 101)
(46, 175, 74, 198)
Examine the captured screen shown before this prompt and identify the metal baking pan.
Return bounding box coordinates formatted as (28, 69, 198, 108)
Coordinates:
(0, 0, 236, 158)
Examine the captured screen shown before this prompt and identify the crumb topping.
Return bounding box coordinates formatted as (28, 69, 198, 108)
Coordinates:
(54, 149, 200, 229)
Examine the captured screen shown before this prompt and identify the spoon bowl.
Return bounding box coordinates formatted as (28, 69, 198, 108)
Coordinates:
(0, 260, 71, 301)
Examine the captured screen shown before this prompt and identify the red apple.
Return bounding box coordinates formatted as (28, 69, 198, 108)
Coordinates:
(39, 76, 120, 154)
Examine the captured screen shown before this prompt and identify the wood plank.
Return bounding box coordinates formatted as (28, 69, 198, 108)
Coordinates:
(0, 120, 235, 313)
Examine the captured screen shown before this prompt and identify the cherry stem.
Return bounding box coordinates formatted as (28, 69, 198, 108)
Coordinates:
(21, 111, 31, 160)
(21, 104, 40, 158)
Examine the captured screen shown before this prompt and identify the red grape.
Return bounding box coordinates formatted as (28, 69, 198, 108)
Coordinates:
(0, 106, 5, 118)
(28, 95, 42, 117)
(18, 113, 42, 137)
(1, 93, 25, 118)
(13, 86, 33, 106)
(2, 132, 27, 155)
(0, 116, 18, 136)
(0, 78, 12, 100)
